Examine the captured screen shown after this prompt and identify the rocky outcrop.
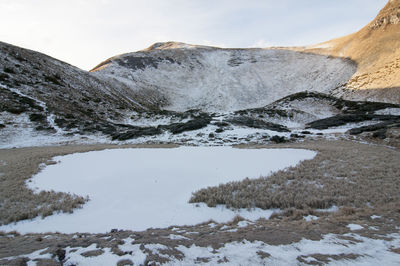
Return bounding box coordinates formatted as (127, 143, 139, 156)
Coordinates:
(370, 0, 400, 29)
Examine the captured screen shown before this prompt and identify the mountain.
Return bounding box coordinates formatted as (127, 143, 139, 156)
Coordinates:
(0, 41, 168, 147)
(301, 0, 400, 102)
(91, 43, 356, 112)
(1, 1, 399, 147)
(91, 1, 400, 109)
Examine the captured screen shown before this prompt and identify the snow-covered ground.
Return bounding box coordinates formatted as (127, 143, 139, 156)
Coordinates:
(1, 112, 384, 148)
(4, 232, 400, 265)
(0, 147, 316, 234)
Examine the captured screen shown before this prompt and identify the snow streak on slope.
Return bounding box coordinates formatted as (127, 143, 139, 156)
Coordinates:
(92, 43, 357, 112)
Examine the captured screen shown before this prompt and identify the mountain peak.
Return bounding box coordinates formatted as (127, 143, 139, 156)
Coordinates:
(144, 42, 198, 51)
(369, 0, 400, 29)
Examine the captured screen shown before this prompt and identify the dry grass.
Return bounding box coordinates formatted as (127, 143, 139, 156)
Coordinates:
(190, 140, 400, 211)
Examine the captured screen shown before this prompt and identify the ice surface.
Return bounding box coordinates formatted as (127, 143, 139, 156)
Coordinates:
(1, 147, 316, 234)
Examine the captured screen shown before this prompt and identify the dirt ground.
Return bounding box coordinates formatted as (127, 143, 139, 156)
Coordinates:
(0, 139, 399, 265)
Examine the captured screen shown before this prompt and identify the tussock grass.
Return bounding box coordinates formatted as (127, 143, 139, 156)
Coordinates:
(190, 140, 400, 211)
(0, 146, 91, 224)
(0, 169, 88, 225)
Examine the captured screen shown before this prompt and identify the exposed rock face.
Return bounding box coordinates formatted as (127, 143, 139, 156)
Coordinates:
(370, 0, 400, 29)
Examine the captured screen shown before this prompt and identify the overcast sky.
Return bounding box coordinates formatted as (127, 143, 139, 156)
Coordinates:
(0, 0, 386, 70)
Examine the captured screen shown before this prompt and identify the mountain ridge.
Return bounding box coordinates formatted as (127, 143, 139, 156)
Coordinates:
(298, 0, 400, 102)
(1, 1, 399, 147)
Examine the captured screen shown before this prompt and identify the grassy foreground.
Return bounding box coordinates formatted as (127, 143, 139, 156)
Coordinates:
(190, 140, 400, 211)
(0, 139, 399, 264)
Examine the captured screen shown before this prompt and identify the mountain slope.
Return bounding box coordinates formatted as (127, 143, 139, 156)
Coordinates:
(1, 1, 399, 147)
(301, 0, 400, 102)
(0, 41, 168, 146)
(91, 44, 356, 112)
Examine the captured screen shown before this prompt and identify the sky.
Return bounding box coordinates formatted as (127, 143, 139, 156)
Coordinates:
(0, 0, 386, 70)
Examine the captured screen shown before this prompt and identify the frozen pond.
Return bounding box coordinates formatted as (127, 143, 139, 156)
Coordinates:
(2, 147, 316, 233)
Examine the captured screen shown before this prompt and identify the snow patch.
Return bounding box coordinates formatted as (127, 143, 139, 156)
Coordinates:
(303, 215, 319, 222)
(237, 220, 253, 228)
(347, 224, 364, 231)
(167, 234, 190, 240)
(375, 108, 400, 116)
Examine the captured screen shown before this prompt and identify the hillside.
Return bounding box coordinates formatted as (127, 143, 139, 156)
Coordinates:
(301, 0, 400, 102)
(91, 43, 356, 112)
(0, 41, 168, 147)
(1, 1, 399, 148)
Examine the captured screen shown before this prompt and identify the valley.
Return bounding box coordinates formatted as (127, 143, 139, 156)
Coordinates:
(0, 0, 400, 265)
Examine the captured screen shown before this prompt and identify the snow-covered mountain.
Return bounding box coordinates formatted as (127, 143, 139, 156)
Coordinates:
(91, 43, 356, 112)
(1, 0, 399, 147)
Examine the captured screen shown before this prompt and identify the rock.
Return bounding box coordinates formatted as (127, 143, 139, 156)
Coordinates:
(349, 124, 382, 135)
(307, 114, 398, 130)
(213, 121, 230, 127)
(111, 127, 162, 141)
(227, 116, 289, 132)
(270, 135, 286, 143)
(29, 113, 47, 122)
(99, 124, 117, 135)
(35, 125, 56, 132)
(348, 120, 399, 135)
(162, 116, 211, 134)
(54, 248, 65, 262)
(81, 249, 105, 257)
(117, 259, 134, 266)
(290, 133, 305, 138)
(372, 129, 387, 139)
(386, 128, 400, 139)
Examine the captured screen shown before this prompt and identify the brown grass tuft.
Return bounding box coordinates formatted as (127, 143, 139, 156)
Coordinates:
(190, 140, 400, 212)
